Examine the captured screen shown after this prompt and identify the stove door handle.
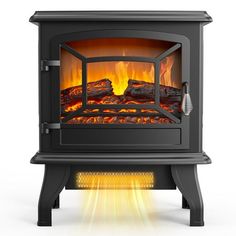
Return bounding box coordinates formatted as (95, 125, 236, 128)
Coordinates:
(181, 82, 193, 116)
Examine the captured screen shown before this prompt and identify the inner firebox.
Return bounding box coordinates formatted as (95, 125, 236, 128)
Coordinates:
(60, 38, 182, 124)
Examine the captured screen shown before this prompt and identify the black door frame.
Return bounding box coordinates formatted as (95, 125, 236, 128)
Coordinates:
(49, 30, 190, 151)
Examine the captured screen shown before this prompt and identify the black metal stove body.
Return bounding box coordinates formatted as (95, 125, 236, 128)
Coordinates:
(30, 11, 212, 227)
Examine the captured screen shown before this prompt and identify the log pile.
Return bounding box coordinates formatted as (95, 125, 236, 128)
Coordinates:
(61, 78, 182, 124)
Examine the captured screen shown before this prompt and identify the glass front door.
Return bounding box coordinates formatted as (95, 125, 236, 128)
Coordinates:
(60, 38, 182, 125)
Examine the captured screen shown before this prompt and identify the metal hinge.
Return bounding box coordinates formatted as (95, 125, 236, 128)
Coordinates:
(41, 60, 60, 72)
(41, 122, 61, 134)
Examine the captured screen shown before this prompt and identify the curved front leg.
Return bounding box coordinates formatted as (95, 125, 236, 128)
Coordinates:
(38, 165, 70, 226)
(182, 195, 190, 209)
(53, 195, 60, 209)
(171, 165, 204, 226)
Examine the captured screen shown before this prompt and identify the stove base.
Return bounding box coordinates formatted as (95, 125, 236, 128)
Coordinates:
(171, 165, 204, 226)
(52, 195, 60, 209)
(35, 154, 209, 226)
(182, 196, 190, 209)
(31, 152, 211, 165)
(37, 165, 70, 226)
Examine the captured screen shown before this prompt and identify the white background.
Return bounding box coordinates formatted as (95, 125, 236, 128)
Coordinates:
(0, 0, 236, 235)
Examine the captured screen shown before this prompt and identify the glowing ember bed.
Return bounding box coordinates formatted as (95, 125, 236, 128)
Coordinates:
(30, 11, 212, 227)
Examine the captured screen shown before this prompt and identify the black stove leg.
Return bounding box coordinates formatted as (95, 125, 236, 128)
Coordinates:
(171, 165, 204, 226)
(182, 196, 190, 209)
(53, 195, 60, 209)
(38, 165, 70, 226)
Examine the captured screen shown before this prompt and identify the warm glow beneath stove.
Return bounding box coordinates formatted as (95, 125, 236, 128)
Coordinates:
(79, 172, 155, 223)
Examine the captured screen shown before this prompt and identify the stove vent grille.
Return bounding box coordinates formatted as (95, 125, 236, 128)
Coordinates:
(76, 172, 154, 189)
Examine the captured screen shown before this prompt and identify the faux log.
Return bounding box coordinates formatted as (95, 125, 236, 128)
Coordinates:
(61, 79, 113, 105)
(124, 79, 181, 100)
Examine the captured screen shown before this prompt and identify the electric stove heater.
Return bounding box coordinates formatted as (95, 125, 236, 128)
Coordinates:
(30, 11, 212, 226)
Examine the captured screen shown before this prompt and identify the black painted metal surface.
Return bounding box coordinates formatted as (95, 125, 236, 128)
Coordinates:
(30, 11, 212, 23)
(31, 152, 211, 165)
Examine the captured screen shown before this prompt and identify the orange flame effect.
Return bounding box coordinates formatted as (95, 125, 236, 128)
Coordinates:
(160, 56, 176, 87)
(60, 56, 176, 94)
(87, 61, 154, 95)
